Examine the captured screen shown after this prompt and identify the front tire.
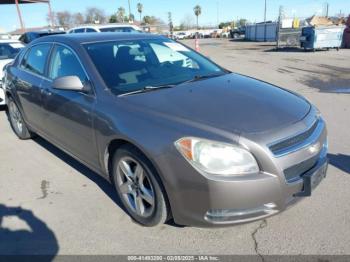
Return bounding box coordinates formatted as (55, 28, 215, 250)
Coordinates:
(7, 97, 34, 140)
(112, 145, 170, 226)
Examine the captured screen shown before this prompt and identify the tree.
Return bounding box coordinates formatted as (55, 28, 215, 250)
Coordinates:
(72, 12, 84, 25)
(193, 5, 202, 29)
(46, 11, 57, 27)
(56, 11, 72, 27)
(117, 7, 126, 23)
(143, 15, 157, 25)
(238, 18, 247, 27)
(137, 3, 143, 22)
(85, 7, 107, 24)
(181, 14, 195, 30)
(109, 14, 117, 23)
(218, 22, 231, 29)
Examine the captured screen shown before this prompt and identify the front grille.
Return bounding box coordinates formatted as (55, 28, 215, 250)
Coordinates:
(284, 155, 319, 183)
(269, 119, 319, 156)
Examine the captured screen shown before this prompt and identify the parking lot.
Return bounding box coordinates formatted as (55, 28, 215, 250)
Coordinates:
(0, 38, 350, 256)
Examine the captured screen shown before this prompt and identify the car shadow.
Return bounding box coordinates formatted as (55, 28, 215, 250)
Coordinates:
(328, 153, 350, 175)
(33, 137, 184, 228)
(0, 204, 59, 259)
(265, 47, 334, 53)
(33, 137, 125, 211)
(265, 47, 305, 53)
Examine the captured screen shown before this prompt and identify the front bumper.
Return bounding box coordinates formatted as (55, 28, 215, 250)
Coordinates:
(157, 116, 328, 227)
(204, 156, 327, 225)
(162, 156, 327, 227)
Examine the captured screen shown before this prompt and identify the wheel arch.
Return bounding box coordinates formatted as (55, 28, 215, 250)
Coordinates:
(104, 138, 173, 219)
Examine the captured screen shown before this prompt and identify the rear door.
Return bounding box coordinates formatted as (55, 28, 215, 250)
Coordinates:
(41, 44, 98, 167)
(15, 43, 52, 131)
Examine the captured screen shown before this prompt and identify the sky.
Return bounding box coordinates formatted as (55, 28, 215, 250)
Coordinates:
(0, 0, 349, 32)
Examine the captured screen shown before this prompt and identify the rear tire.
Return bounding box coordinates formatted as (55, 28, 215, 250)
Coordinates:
(112, 144, 170, 226)
(7, 96, 35, 140)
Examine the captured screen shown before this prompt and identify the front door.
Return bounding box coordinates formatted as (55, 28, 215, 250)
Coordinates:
(41, 44, 98, 168)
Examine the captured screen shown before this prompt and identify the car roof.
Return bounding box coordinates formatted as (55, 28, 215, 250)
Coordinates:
(70, 24, 138, 29)
(24, 31, 65, 35)
(33, 32, 166, 45)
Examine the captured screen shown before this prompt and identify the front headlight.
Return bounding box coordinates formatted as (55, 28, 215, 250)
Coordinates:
(175, 137, 259, 176)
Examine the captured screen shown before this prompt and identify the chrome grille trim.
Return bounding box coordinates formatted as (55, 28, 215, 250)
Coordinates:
(268, 118, 324, 157)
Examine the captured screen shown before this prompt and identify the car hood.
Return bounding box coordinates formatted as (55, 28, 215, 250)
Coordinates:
(122, 73, 311, 134)
(0, 59, 13, 79)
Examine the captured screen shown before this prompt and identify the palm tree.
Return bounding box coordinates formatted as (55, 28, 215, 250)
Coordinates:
(193, 5, 202, 29)
(117, 7, 126, 23)
(137, 2, 143, 22)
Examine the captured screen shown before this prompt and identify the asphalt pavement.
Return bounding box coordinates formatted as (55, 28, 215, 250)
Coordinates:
(0, 39, 349, 256)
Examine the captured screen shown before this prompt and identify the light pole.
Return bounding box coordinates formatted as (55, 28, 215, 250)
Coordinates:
(128, 0, 132, 22)
(264, 0, 267, 42)
(217, 1, 219, 27)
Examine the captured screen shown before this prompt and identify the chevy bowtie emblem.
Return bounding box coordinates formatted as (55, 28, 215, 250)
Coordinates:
(309, 142, 321, 154)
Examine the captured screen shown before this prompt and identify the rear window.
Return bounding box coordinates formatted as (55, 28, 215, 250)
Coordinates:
(20, 44, 51, 75)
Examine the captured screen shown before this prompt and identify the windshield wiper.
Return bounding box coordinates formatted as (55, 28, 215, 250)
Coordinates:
(119, 72, 229, 97)
(180, 72, 228, 85)
(119, 84, 175, 97)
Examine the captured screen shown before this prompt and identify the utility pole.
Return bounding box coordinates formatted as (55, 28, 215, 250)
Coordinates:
(264, 0, 267, 42)
(128, 0, 132, 22)
(14, 0, 25, 33)
(48, 0, 55, 28)
(217, 1, 219, 27)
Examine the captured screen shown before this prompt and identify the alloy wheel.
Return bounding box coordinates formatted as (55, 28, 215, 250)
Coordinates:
(116, 156, 155, 218)
(9, 101, 23, 135)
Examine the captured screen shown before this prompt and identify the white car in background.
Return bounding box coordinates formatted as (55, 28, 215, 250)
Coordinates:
(0, 40, 25, 106)
(67, 24, 142, 34)
(174, 32, 188, 40)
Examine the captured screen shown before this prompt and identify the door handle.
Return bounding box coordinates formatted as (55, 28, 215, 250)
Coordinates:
(41, 88, 52, 96)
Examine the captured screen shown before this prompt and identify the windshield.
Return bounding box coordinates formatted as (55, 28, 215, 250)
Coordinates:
(0, 42, 24, 60)
(99, 27, 138, 33)
(85, 38, 225, 95)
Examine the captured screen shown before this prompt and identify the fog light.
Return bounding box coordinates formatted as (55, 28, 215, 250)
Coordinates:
(205, 203, 278, 223)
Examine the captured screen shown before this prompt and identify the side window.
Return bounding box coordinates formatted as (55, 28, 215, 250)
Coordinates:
(75, 28, 85, 33)
(20, 44, 51, 75)
(48, 45, 87, 83)
(86, 28, 96, 33)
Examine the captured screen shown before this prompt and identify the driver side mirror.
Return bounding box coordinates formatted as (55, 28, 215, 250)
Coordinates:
(52, 76, 87, 92)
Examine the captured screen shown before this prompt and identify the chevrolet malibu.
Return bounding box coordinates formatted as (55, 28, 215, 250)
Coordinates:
(4, 33, 328, 227)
